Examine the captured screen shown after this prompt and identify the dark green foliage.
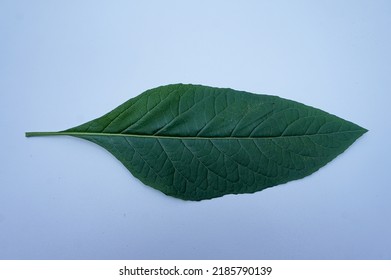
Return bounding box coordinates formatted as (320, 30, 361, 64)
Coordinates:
(26, 84, 367, 200)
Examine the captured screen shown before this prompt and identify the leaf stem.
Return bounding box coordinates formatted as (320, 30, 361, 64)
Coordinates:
(25, 131, 63, 137)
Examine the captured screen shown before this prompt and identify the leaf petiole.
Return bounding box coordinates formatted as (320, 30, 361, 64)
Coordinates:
(25, 132, 63, 137)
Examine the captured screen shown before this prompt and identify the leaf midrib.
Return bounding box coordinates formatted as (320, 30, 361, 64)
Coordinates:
(25, 130, 366, 140)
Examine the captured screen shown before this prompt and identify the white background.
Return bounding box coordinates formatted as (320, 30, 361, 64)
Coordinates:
(1, 0, 390, 259)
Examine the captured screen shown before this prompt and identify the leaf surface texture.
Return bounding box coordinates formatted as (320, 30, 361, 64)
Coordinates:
(27, 84, 367, 200)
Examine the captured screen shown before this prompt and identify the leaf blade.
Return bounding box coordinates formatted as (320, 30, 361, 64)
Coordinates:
(27, 84, 367, 200)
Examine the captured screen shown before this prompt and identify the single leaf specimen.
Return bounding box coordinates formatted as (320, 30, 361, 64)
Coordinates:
(26, 84, 367, 201)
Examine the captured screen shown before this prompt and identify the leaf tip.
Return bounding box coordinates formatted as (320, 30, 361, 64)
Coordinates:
(361, 126, 369, 135)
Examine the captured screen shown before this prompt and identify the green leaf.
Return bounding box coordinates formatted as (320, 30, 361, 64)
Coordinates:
(26, 84, 367, 201)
